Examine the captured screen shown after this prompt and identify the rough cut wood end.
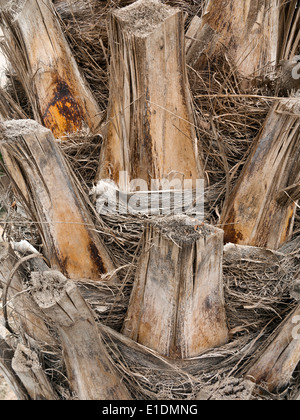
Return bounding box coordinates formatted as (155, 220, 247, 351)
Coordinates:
(123, 215, 229, 359)
(113, 0, 179, 36)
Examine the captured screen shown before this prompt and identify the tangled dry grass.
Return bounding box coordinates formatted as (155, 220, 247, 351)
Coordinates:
(0, 0, 299, 401)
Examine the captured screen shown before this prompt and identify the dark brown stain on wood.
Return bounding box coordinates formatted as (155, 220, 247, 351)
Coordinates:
(223, 209, 244, 244)
(88, 242, 106, 275)
(42, 75, 84, 137)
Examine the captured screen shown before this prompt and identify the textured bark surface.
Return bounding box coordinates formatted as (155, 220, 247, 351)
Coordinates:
(0, 0, 101, 137)
(221, 100, 300, 249)
(0, 120, 115, 280)
(123, 216, 229, 359)
(97, 0, 203, 189)
(187, 0, 280, 77)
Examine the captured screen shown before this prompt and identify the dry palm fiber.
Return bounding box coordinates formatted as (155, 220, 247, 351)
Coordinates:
(1, 213, 298, 400)
(190, 54, 274, 223)
(52, 0, 292, 225)
(1, 0, 295, 224)
(0, 86, 27, 121)
(0, 0, 299, 401)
